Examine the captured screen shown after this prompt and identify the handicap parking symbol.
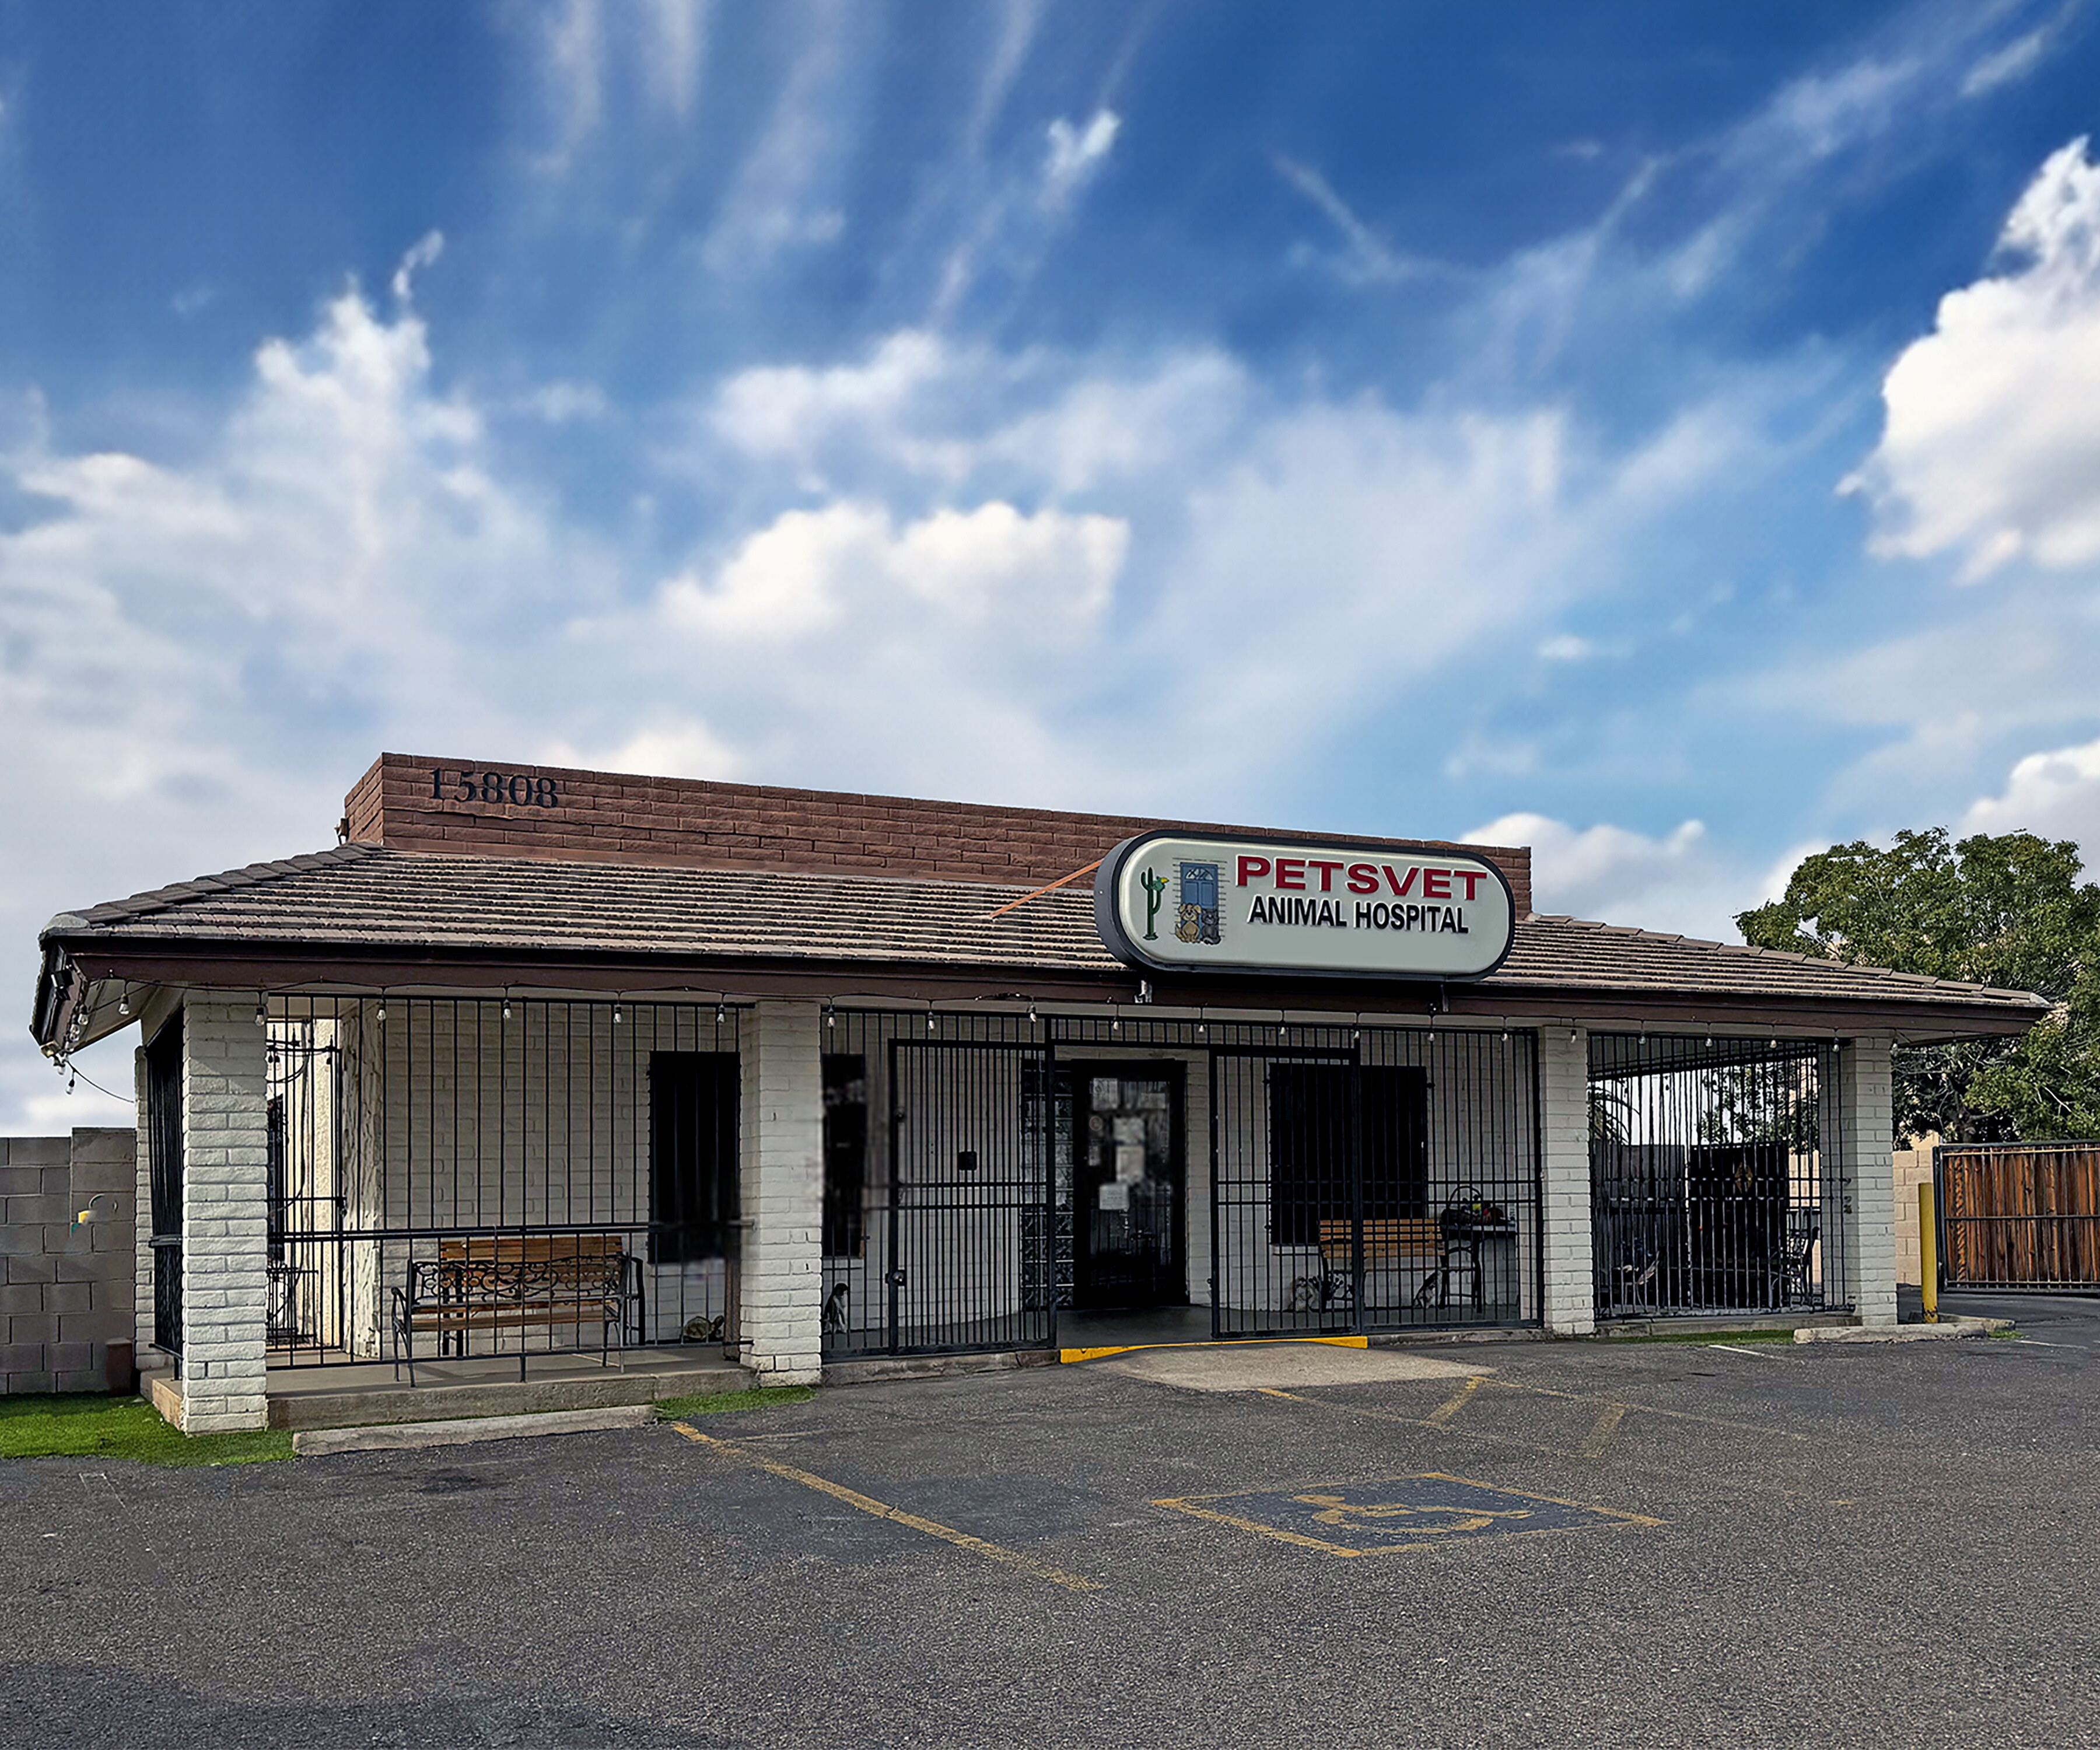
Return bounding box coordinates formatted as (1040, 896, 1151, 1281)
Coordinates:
(1153, 1472, 1660, 1557)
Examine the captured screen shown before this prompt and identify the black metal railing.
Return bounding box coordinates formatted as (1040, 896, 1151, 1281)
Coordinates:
(817, 1011, 1544, 1356)
(1590, 1034, 1847, 1318)
(259, 995, 743, 1372)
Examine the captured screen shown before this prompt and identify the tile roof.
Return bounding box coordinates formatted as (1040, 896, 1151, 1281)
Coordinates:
(39, 842, 2048, 1021)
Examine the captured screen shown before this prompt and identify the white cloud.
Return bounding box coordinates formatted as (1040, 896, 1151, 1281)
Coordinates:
(1962, 22, 2055, 99)
(1042, 110, 1119, 208)
(698, 16, 860, 274)
(1537, 634, 1594, 662)
(1273, 155, 1443, 285)
(544, 720, 743, 782)
(524, 380, 610, 424)
(1466, 811, 1770, 940)
(1960, 733, 2100, 848)
(0, 283, 601, 1130)
(710, 331, 951, 462)
(654, 498, 1125, 643)
(1849, 137, 2100, 579)
(390, 230, 444, 303)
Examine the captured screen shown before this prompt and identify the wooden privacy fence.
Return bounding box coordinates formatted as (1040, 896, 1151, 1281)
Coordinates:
(1937, 1143, 2100, 1291)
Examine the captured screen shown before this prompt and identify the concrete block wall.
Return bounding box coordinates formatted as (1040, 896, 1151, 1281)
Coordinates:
(178, 999, 271, 1432)
(738, 1000, 822, 1383)
(0, 1129, 136, 1393)
(1538, 1026, 1594, 1335)
(1838, 1035, 1899, 1326)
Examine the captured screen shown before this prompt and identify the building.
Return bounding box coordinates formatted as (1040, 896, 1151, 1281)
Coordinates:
(27, 754, 2046, 1432)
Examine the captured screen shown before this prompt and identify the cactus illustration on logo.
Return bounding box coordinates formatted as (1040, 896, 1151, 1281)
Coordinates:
(1139, 868, 1168, 940)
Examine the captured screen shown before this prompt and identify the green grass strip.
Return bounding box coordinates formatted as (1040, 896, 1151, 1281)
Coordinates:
(0, 1394, 292, 1466)
(653, 1384, 815, 1419)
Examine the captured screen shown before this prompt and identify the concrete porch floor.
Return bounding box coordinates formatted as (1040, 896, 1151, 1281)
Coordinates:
(146, 1348, 755, 1432)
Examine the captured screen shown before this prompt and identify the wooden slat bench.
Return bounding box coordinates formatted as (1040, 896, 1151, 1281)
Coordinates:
(390, 1234, 642, 1384)
(1317, 1217, 1483, 1309)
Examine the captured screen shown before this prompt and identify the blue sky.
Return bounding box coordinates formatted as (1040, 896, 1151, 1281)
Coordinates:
(10, 0, 2100, 1128)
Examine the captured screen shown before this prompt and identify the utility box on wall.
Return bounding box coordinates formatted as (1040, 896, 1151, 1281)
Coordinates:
(0, 1128, 136, 1394)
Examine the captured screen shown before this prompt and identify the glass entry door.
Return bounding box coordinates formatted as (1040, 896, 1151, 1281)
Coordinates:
(1067, 1065, 1185, 1311)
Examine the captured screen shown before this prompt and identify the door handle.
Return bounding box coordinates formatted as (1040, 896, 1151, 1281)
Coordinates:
(885, 1269, 908, 1287)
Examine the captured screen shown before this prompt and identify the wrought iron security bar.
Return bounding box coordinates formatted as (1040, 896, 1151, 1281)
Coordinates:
(1588, 1034, 1849, 1319)
(816, 1010, 1545, 1356)
(261, 995, 742, 1374)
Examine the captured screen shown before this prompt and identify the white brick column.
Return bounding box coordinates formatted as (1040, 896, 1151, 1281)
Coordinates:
(1836, 1034, 1898, 1326)
(178, 998, 271, 1432)
(134, 1045, 155, 1362)
(737, 1000, 823, 1384)
(1538, 1026, 1595, 1336)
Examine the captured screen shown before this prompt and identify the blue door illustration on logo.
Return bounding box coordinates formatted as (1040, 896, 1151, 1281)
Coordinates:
(1177, 862, 1222, 946)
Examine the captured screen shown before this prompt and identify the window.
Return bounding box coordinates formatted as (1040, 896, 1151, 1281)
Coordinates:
(1268, 1063, 1428, 1246)
(822, 1054, 867, 1257)
(649, 1052, 740, 1263)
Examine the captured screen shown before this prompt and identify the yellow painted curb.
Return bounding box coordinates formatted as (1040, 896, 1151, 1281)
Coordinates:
(1060, 1334, 1370, 1363)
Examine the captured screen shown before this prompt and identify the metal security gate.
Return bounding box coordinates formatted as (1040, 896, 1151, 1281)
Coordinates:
(1210, 1027, 1541, 1339)
(1938, 1143, 2100, 1291)
(1590, 1035, 1849, 1318)
(820, 1014, 1054, 1358)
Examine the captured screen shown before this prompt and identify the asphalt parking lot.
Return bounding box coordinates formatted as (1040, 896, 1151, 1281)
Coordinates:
(5, 1299, 2099, 1750)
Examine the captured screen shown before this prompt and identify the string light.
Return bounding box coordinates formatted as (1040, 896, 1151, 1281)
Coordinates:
(716, 1002, 727, 1026)
(117, 992, 130, 1017)
(612, 1005, 623, 1024)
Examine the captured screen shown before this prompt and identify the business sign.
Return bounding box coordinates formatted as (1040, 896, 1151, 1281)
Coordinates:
(1094, 831, 1516, 981)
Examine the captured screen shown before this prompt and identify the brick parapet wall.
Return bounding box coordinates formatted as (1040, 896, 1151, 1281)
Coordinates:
(1537, 1027, 1595, 1336)
(346, 752, 1534, 911)
(178, 999, 271, 1432)
(737, 1000, 823, 1384)
(0, 1129, 137, 1394)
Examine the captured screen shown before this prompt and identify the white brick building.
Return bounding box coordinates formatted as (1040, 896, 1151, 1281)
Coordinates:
(26, 754, 2045, 1432)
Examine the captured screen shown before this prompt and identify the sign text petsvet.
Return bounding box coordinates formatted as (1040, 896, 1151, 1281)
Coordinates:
(1094, 831, 1516, 981)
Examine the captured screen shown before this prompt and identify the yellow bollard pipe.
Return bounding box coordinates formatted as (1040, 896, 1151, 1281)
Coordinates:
(1919, 1180, 1940, 1324)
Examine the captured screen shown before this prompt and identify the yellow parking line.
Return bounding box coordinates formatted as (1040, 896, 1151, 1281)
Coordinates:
(667, 1421, 1102, 1594)
(1426, 1375, 1489, 1427)
(1479, 1377, 1814, 1444)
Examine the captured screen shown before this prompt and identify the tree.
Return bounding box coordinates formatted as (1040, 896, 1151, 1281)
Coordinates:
(1736, 828, 2100, 1143)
